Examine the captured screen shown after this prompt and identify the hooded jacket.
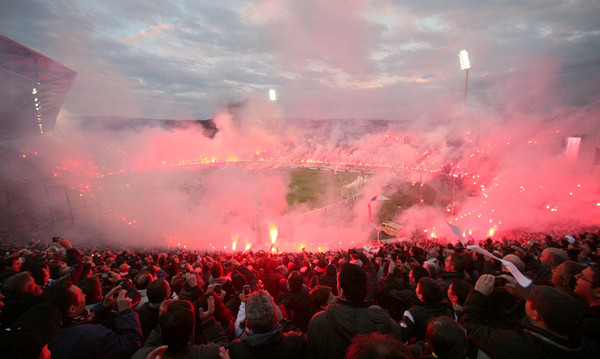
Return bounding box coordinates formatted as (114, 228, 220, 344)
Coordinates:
(306, 298, 403, 359)
(228, 323, 306, 359)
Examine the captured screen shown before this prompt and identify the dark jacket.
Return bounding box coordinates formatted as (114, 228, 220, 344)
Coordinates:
(133, 317, 227, 359)
(461, 290, 599, 359)
(228, 323, 306, 359)
(49, 308, 142, 359)
(136, 301, 160, 342)
(523, 254, 553, 286)
(578, 305, 600, 345)
(280, 285, 315, 333)
(306, 298, 403, 359)
(400, 302, 455, 342)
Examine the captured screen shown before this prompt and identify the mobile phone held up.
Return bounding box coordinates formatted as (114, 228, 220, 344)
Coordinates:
(243, 285, 251, 296)
(214, 284, 222, 295)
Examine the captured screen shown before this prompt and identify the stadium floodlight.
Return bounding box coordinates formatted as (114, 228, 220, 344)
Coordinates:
(269, 89, 277, 101)
(459, 49, 471, 106)
(459, 50, 471, 70)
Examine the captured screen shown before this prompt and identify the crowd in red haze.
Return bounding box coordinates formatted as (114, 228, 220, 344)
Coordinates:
(0, 231, 599, 359)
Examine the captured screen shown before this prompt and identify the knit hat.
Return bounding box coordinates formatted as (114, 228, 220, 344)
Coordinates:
(528, 285, 582, 335)
(1, 303, 61, 358)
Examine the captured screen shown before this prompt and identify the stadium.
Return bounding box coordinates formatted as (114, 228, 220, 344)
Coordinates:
(1, 34, 599, 252)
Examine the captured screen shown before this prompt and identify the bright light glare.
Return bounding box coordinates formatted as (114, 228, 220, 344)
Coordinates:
(269, 89, 277, 101)
(269, 224, 278, 243)
(459, 50, 471, 70)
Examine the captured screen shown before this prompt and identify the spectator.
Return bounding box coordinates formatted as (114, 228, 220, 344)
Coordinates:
(42, 280, 142, 359)
(0, 303, 61, 359)
(310, 262, 338, 296)
(137, 278, 171, 342)
(133, 270, 154, 309)
(196, 292, 236, 341)
(77, 275, 103, 309)
(424, 316, 468, 359)
(447, 278, 472, 318)
(228, 290, 306, 358)
(0, 257, 22, 290)
(461, 275, 597, 359)
(400, 277, 454, 342)
(30, 262, 53, 289)
(310, 285, 336, 311)
(0, 271, 42, 328)
(574, 264, 600, 344)
(523, 247, 569, 285)
(132, 297, 228, 358)
(552, 261, 585, 297)
(307, 263, 403, 359)
(409, 265, 429, 288)
(280, 271, 316, 333)
(345, 333, 413, 359)
(438, 253, 467, 293)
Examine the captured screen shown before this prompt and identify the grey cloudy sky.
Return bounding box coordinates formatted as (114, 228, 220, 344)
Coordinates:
(1, 0, 599, 121)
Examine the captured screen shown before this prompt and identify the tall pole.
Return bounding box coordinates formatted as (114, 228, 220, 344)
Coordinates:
(451, 175, 456, 216)
(463, 68, 469, 106)
(419, 168, 423, 208)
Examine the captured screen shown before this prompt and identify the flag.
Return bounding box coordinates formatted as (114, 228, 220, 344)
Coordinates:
(368, 195, 390, 229)
(446, 221, 466, 245)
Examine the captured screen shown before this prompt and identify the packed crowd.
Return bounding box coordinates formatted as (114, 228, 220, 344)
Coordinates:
(0, 231, 599, 359)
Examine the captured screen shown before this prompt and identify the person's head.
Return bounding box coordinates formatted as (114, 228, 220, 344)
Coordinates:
(326, 264, 337, 277)
(159, 300, 195, 352)
(147, 278, 171, 305)
(409, 265, 429, 285)
(540, 248, 569, 270)
(425, 316, 467, 359)
(3, 272, 41, 298)
(41, 280, 87, 318)
(444, 253, 466, 273)
(551, 260, 585, 293)
(526, 285, 583, 336)
(231, 271, 247, 292)
(3, 257, 21, 273)
(447, 278, 472, 309)
(310, 285, 336, 310)
(416, 277, 443, 305)
(77, 275, 103, 305)
(338, 263, 367, 302)
(0, 303, 61, 359)
(423, 260, 439, 278)
(287, 271, 304, 293)
(574, 264, 600, 305)
(30, 263, 50, 287)
(210, 262, 223, 279)
(245, 290, 278, 333)
(345, 333, 413, 359)
(134, 271, 153, 290)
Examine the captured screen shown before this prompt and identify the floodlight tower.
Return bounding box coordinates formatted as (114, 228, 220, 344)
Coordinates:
(269, 89, 277, 102)
(459, 50, 471, 106)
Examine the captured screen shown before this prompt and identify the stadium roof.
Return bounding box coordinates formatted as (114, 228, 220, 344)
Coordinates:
(0, 34, 76, 139)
